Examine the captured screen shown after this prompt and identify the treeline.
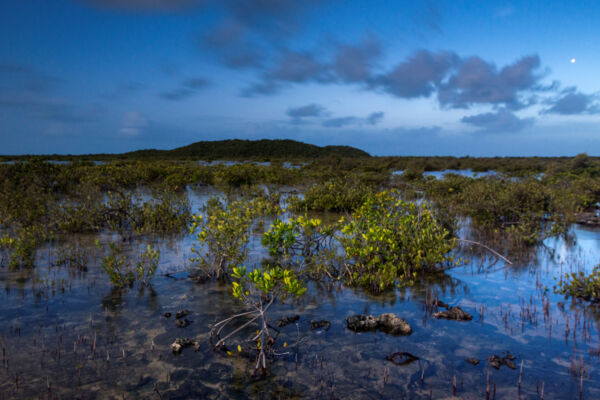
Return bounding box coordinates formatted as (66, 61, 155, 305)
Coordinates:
(0, 139, 371, 162)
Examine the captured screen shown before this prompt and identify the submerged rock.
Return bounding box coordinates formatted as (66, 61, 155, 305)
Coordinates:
(433, 306, 473, 321)
(488, 353, 517, 370)
(175, 318, 190, 328)
(386, 352, 419, 366)
(346, 313, 412, 335)
(175, 309, 191, 319)
(465, 358, 480, 366)
(164, 312, 172, 318)
(277, 315, 300, 327)
(171, 338, 199, 354)
(310, 320, 331, 331)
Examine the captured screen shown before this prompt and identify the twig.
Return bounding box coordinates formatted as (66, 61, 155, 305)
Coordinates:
(457, 238, 513, 265)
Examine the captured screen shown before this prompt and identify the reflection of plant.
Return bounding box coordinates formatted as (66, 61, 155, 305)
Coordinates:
(557, 265, 600, 301)
(339, 190, 457, 293)
(96, 241, 159, 288)
(261, 216, 336, 267)
(211, 265, 305, 374)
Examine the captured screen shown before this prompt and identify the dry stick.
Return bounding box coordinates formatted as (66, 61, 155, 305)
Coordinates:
(452, 374, 457, 396)
(486, 360, 491, 400)
(457, 238, 513, 265)
(541, 381, 545, 400)
(518, 359, 523, 394)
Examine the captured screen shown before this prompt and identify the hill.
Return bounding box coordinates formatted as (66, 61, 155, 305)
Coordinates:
(161, 139, 370, 159)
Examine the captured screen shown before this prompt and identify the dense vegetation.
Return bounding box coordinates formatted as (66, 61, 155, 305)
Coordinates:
(2, 144, 600, 377)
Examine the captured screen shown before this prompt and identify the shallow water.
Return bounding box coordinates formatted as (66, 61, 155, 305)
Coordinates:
(1, 192, 599, 399)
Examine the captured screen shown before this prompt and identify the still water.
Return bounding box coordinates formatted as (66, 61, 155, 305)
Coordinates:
(0, 190, 598, 399)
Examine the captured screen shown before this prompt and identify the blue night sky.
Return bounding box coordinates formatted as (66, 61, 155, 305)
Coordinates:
(1, 0, 599, 156)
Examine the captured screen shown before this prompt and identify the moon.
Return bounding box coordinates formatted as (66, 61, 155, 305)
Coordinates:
(571, 58, 576, 63)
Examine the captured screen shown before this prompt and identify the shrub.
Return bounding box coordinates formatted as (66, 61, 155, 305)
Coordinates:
(289, 176, 374, 212)
(97, 241, 159, 288)
(339, 190, 457, 293)
(556, 265, 600, 302)
(211, 265, 305, 374)
(261, 216, 336, 268)
(190, 197, 259, 280)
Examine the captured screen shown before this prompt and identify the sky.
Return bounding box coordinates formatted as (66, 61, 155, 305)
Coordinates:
(1, 0, 599, 156)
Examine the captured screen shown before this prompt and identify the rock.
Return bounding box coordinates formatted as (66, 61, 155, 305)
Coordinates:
(277, 315, 300, 327)
(164, 312, 172, 318)
(433, 306, 473, 321)
(377, 313, 413, 335)
(488, 353, 517, 370)
(488, 355, 503, 369)
(346, 315, 379, 332)
(465, 358, 480, 366)
(386, 352, 419, 366)
(346, 313, 412, 335)
(310, 320, 331, 331)
(175, 309, 190, 319)
(175, 318, 190, 328)
(171, 338, 199, 354)
(171, 341, 183, 354)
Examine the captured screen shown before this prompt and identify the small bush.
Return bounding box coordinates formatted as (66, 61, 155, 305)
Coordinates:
(339, 190, 457, 293)
(557, 265, 600, 301)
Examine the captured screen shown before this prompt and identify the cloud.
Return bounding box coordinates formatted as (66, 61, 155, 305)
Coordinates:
(322, 116, 359, 128)
(159, 77, 210, 101)
(80, 0, 205, 11)
(287, 103, 327, 119)
(374, 50, 459, 98)
(438, 55, 542, 109)
(322, 111, 385, 128)
(243, 50, 330, 96)
(366, 111, 384, 125)
(0, 63, 99, 124)
(541, 87, 599, 115)
(461, 108, 534, 134)
(334, 34, 382, 82)
(120, 111, 148, 136)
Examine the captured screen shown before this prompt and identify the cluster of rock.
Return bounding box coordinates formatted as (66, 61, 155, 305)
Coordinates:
(346, 313, 412, 335)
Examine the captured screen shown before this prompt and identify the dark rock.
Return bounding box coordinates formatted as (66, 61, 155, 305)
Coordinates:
(346, 313, 412, 335)
(488, 353, 517, 370)
(164, 312, 172, 318)
(277, 315, 300, 327)
(386, 352, 419, 366)
(171, 338, 199, 354)
(310, 320, 331, 331)
(175, 309, 190, 319)
(175, 318, 190, 328)
(433, 306, 473, 321)
(465, 358, 480, 366)
(346, 315, 379, 332)
(488, 355, 503, 369)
